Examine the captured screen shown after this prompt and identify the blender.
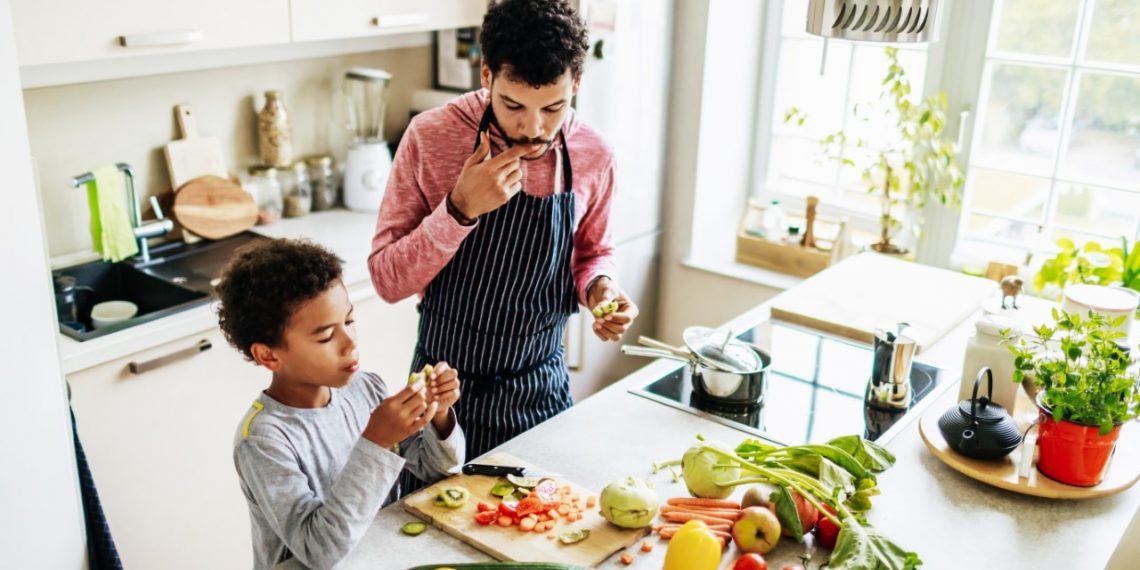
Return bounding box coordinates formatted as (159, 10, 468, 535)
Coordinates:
(342, 67, 393, 212)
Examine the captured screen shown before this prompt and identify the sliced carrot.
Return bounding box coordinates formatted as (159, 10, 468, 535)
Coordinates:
(666, 497, 741, 509)
(620, 553, 634, 565)
(547, 509, 559, 519)
(497, 516, 513, 527)
(586, 495, 597, 508)
(557, 504, 570, 515)
(519, 517, 537, 532)
(641, 541, 653, 553)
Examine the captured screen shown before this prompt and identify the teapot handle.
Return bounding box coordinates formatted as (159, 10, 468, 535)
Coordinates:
(969, 367, 995, 420)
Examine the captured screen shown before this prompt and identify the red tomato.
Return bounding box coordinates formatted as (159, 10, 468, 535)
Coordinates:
(476, 502, 493, 513)
(473, 510, 498, 525)
(814, 504, 840, 551)
(732, 553, 768, 570)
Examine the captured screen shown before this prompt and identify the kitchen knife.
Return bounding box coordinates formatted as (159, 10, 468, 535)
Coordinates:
(461, 463, 563, 479)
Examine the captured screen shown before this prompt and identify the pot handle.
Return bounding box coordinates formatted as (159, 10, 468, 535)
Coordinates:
(969, 367, 995, 419)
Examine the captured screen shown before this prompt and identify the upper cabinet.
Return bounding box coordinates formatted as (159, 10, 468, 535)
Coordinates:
(12, 0, 291, 66)
(289, 0, 486, 43)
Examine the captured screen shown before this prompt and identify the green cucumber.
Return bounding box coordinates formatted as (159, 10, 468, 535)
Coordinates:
(400, 521, 427, 536)
(489, 480, 516, 497)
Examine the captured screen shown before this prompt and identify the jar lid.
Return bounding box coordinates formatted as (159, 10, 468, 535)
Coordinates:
(305, 155, 334, 167)
(249, 165, 278, 177)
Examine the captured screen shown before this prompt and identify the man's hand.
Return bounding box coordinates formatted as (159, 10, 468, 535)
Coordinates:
(362, 380, 439, 450)
(586, 277, 638, 342)
(427, 362, 460, 437)
(449, 132, 539, 219)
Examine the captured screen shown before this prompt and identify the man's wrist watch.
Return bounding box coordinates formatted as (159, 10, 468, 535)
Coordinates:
(446, 192, 477, 226)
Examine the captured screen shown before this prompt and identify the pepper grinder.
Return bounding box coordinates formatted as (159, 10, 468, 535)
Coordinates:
(801, 195, 818, 249)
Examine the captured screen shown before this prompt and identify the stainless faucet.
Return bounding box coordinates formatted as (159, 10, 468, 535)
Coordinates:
(71, 163, 173, 263)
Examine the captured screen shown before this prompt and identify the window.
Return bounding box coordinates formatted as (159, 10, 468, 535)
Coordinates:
(957, 0, 1140, 263)
(754, 1, 931, 228)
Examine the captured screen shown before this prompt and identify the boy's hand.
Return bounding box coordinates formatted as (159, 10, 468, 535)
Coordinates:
(428, 362, 460, 437)
(362, 381, 439, 450)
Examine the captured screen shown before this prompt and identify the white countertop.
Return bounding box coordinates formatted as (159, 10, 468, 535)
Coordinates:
(54, 209, 381, 374)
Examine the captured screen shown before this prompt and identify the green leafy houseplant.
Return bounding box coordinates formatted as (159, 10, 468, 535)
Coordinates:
(1005, 309, 1140, 435)
(785, 46, 964, 254)
(1034, 237, 1140, 301)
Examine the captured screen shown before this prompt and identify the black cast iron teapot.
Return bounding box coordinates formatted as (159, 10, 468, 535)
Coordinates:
(937, 367, 1022, 460)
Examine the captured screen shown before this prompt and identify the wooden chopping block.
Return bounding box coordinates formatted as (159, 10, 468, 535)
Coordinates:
(164, 104, 227, 243)
(172, 176, 257, 240)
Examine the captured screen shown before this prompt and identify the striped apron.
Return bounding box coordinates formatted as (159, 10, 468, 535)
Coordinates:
(398, 105, 578, 495)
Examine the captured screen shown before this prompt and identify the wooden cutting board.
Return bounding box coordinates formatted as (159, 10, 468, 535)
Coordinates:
(172, 176, 257, 239)
(769, 252, 998, 353)
(164, 104, 227, 243)
(403, 453, 648, 568)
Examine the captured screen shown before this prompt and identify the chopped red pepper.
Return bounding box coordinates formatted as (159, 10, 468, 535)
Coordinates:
(474, 510, 498, 525)
(516, 495, 547, 518)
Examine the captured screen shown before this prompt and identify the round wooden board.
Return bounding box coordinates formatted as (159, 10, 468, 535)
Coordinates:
(172, 175, 258, 240)
(919, 401, 1140, 499)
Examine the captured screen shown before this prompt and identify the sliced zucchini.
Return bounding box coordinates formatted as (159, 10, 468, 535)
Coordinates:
(401, 521, 427, 536)
(558, 529, 591, 545)
(489, 480, 516, 497)
(505, 474, 541, 489)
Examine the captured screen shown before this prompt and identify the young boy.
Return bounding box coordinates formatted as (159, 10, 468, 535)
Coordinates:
(216, 239, 465, 569)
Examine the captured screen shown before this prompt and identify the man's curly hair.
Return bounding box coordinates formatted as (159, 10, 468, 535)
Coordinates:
(480, 0, 589, 87)
(215, 239, 343, 361)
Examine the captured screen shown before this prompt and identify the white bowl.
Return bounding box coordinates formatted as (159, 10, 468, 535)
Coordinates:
(91, 300, 138, 329)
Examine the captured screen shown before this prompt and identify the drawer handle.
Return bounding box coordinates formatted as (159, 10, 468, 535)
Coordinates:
(118, 29, 205, 48)
(128, 339, 212, 375)
(371, 13, 430, 29)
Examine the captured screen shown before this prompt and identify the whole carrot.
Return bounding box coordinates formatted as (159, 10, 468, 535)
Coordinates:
(666, 497, 742, 510)
(659, 505, 743, 520)
(659, 511, 737, 526)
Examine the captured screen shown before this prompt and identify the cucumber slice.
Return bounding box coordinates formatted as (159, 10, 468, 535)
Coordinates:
(489, 480, 516, 497)
(505, 474, 541, 489)
(558, 529, 591, 545)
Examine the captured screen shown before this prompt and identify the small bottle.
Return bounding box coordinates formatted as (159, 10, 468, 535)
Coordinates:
(258, 90, 293, 167)
(306, 155, 339, 211)
(959, 315, 1023, 415)
(762, 199, 787, 243)
(283, 162, 312, 218)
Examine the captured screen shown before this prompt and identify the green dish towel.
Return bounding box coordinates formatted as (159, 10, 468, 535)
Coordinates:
(86, 165, 138, 262)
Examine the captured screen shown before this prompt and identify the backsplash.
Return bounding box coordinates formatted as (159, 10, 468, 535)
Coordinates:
(23, 46, 432, 257)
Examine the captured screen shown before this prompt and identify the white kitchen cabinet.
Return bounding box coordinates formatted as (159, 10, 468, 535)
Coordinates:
(11, 0, 290, 66)
(67, 327, 264, 569)
(290, 0, 486, 43)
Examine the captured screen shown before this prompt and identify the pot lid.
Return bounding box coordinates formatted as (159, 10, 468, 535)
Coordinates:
(682, 326, 764, 373)
(957, 397, 1009, 423)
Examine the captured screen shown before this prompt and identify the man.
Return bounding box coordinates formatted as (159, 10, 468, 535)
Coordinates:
(368, 0, 637, 476)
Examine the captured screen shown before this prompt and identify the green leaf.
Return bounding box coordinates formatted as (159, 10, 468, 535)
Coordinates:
(827, 435, 897, 473)
(827, 514, 922, 570)
(771, 485, 805, 543)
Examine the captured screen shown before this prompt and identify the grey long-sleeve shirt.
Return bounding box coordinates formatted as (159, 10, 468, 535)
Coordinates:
(233, 371, 464, 570)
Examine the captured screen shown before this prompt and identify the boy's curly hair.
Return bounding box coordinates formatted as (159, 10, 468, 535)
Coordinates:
(480, 0, 589, 87)
(215, 239, 343, 361)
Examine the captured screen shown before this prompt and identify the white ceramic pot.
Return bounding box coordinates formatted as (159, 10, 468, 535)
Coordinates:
(1060, 284, 1138, 341)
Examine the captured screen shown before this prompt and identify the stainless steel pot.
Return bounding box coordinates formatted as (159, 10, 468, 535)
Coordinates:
(621, 339, 771, 404)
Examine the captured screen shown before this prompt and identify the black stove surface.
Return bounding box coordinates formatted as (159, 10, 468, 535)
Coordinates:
(630, 320, 954, 446)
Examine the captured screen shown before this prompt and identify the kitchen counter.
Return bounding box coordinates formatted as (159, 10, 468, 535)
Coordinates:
(278, 288, 1140, 569)
(53, 209, 381, 374)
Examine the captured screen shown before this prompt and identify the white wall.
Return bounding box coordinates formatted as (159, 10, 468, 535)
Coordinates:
(0, 0, 87, 565)
(23, 46, 433, 257)
(657, 0, 781, 344)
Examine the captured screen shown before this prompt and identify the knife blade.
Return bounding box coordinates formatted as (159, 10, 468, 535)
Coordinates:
(461, 463, 563, 479)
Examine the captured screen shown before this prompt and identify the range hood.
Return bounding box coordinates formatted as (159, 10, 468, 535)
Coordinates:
(806, 0, 941, 43)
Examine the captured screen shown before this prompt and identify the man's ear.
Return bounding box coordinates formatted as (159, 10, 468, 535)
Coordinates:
(250, 342, 283, 372)
(480, 61, 493, 90)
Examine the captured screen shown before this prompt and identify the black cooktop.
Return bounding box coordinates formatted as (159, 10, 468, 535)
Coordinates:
(629, 321, 954, 446)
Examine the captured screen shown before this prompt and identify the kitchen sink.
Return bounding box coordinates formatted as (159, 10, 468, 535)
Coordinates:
(53, 231, 269, 341)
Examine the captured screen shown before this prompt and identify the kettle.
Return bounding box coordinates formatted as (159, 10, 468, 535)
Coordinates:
(867, 322, 915, 409)
(937, 367, 1022, 460)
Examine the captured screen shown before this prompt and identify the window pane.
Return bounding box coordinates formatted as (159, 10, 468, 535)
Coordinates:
(965, 213, 1042, 245)
(975, 64, 1068, 173)
(768, 135, 838, 189)
(993, 0, 1080, 57)
(843, 45, 928, 150)
(771, 38, 853, 140)
(966, 169, 1050, 221)
(1052, 183, 1140, 241)
(1060, 72, 1140, 189)
(1084, 0, 1140, 66)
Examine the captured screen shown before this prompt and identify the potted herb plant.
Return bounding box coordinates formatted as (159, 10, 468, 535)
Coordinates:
(1006, 309, 1140, 486)
(785, 46, 964, 255)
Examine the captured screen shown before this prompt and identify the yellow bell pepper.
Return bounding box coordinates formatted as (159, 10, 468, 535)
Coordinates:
(663, 520, 722, 570)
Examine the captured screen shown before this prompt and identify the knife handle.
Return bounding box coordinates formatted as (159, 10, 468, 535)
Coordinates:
(462, 464, 523, 477)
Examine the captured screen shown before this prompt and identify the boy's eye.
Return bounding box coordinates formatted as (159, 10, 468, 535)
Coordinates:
(544, 106, 563, 113)
(319, 335, 334, 344)
(346, 319, 355, 326)
(505, 104, 522, 111)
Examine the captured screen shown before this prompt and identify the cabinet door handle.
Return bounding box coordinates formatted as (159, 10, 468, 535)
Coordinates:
(118, 29, 205, 48)
(371, 13, 429, 29)
(129, 339, 212, 375)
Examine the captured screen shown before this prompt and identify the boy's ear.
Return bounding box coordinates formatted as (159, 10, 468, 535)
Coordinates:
(250, 342, 283, 372)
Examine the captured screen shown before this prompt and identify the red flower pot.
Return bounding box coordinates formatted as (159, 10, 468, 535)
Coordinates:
(1036, 397, 1122, 487)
